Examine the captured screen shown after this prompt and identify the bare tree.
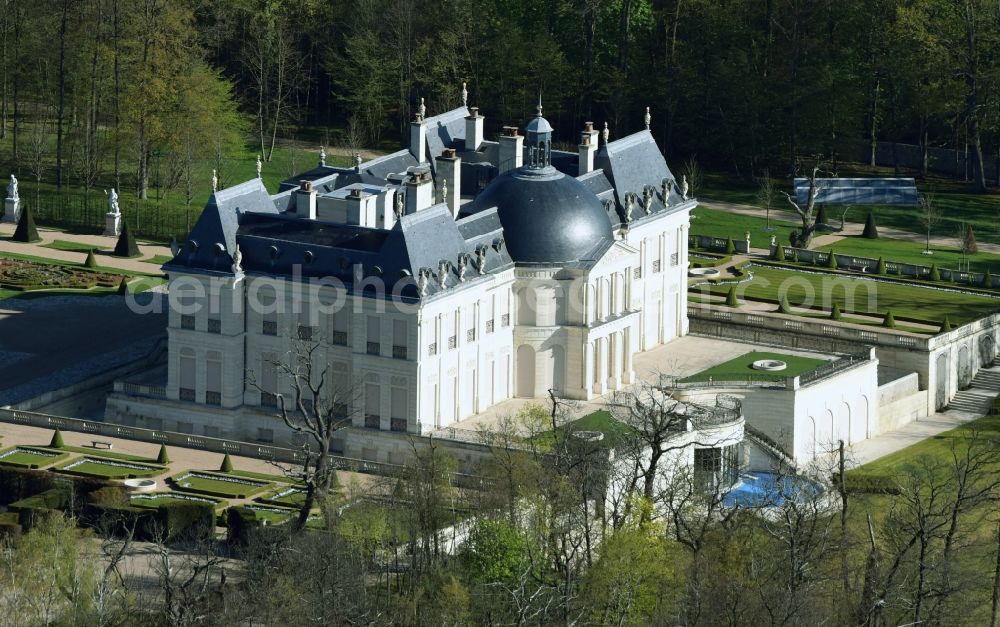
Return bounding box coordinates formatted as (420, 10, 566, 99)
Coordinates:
(918, 189, 940, 255)
(756, 167, 776, 232)
(248, 334, 360, 530)
(780, 164, 825, 249)
(682, 155, 701, 198)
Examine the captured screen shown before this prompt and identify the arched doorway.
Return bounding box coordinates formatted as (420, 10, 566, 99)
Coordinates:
(862, 395, 871, 439)
(935, 353, 949, 410)
(516, 345, 535, 398)
(551, 345, 565, 395)
(840, 402, 852, 444)
(958, 345, 972, 389)
(979, 335, 995, 368)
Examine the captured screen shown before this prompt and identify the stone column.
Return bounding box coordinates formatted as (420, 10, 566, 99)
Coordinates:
(594, 338, 606, 395)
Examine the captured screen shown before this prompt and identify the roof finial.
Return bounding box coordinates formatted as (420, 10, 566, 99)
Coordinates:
(602, 122, 610, 145)
(536, 93, 543, 118)
(461, 81, 468, 107)
(644, 106, 651, 130)
(418, 97, 426, 119)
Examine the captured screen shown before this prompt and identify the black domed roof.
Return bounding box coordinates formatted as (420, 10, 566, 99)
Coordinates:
(461, 168, 614, 264)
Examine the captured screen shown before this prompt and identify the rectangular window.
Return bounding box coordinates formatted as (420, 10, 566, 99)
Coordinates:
(365, 415, 380, 429)
(179, 388, 196, 402)
(392, 319, 407, 359)
(448, 336, 457, 350)
(260, 392, 277, 408)
(366, 317, 380, 355)
(203, 425, 220, 438)
(652, 259, 661, 273)
(207, 318, 221, 334)
(633, 266, 642, 279)
(205, 391, 221, 405)
(262, 320, 278, 336)
(670, 252, 679, 267)
(181, 315, 195, 330)
(392, 345, 407, 359)
(390, 418, 407, 432)
(427, 342, 437, 356)
(365, 380, 380, 428)
(176, 421, 194, 434)
(391, 382, 406, 420)
(501, 314, 510, 327)
(485, 319, 494, 333)
(332, 330, 348, 345)
(257, 428, 274, 443)
(297, 325, 313, 341)
(467, 328, 476, 342)
(179, 351, 196, 402)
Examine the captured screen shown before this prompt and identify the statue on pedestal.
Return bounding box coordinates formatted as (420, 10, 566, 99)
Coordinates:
(680, 175, 689, 201)
(107, 188, 120, 215)
(319, 146, 327, 167)
(7, 174, 17, 200)
(232, 245, 244, 275)
(644, 106, 651, 130)
(461, 81, 468, 107)
(354, 153, 362, 169)
(211, 170, 218, 193)
(394, 190, 405, 219)
(418, 97, 426, 119)
(256, 156, 262, 179)
(602, 122, 610, 145)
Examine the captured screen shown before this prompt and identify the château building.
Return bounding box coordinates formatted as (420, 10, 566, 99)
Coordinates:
(108, 99, 694, 446)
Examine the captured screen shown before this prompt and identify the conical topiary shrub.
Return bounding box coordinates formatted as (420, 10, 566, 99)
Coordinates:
(983, 269, 992, 289)
(778, 296, 791, 314)
(12, 204, 40, 242)
(113, 220, 140, 258)
(815, 205, 828, 226)
(882, 310, 896, 329)
(84, 250, 98, 268)
(940, 317, 953, 333)
(964, 224, 978, 255)
(862, 210, 879, 239)
(929, 264, 941, 282)
(774, 243, 786, 261)
(220, 453, 234, 473)
(725, 286, 739, 307)
(826, 251, 838, 269)
(49, 428, 64, 448)
(117, 278, 129, 295)
(876, 256, 886, 275)
(830, 303, 842, 321)
(725, 237, 736, 255)
(156, 444, 170, 465)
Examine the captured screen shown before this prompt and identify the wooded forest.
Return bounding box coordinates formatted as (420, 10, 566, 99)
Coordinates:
(1, 0, 999, 207)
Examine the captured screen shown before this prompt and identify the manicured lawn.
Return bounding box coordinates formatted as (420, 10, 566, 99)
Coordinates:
(45, 445, 158, 463)
(171, 471, 271, 499)
(229, 468, 300, 485)
(847, 191, 1000, 245)
(680, 351, 827, 383)
(849, 413, 1000, 481)
(690, 206, 800, 249)
(258, 486, 307, 508)
(57, 456, 164, 479)
(235, 504, 296, 524)
(818, 235, 1000, 275)
(696, 265, 1000, 325)
(130, 492, 224, 509)
(0, 446, 69, 468)
(532, 410, 635, 449)
(142, 254, 173, 265)
(40, 240, 107, 253)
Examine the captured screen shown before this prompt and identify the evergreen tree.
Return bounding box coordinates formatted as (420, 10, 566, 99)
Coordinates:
(84, 250, 98, 268)
(876, 256, 886, 275)
(725, 286, 739, 307)
(220, 453, 234, 472)
(964, 224, 978, 255)
(156, 444, 170, 464)
(862, 211, 879, 238)
(117, 278, 129, 295)
(12, 205, 40, 243)
(815, 205, 828, 226)
(778, 296, 791, 314)
(724, 237, 735, 254)
(882, 310, 896, 328)
(830, 303, 842, 320)
(940, 317, 953, 333)
(49, 429, 64, 448)
(827, 251, 838, 269)
(113, 221, 140, 258)
(983, 269, 992, 288)
(929, 264, 941, 281)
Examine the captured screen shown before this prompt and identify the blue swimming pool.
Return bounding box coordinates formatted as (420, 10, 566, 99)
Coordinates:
(723, 471, 822, 508)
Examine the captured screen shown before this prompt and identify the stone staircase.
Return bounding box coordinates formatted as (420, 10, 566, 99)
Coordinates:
(946, 366, 1000, 415)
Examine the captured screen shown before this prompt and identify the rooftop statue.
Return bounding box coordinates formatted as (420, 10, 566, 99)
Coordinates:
(211, 169, 218, 193)
(644, 106, 651, 130)
(461, 81, 468, 107)
(602, 122, 609, 145)
(256, 156, 262, 179)
(680, 175, 689, 201)
(319, 146, 327, 167)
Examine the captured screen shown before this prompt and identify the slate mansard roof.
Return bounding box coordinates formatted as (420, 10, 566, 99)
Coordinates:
(166, 106, 688, 297)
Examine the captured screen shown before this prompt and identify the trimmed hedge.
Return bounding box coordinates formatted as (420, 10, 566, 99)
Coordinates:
(113, 221, 141, 258)
(10, 485, 73, 530)
(49, 429, 64, 449)
(0, 467, 56, 505)
(158, 502, 215, 542)
(839, 473, 902, 495)
(220, 454, 234, 473)
(225, 507, 261, 545)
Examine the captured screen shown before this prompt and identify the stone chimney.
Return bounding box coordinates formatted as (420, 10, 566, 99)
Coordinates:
(578, 121, 599, 176)
(404, 168, 434, 214)
(409, 114, 427, 163)
(295, 180, 317, 219)
(435, 148, 462, 218)
(465, 106, 484, 152)
(498, 126, 524, 174)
